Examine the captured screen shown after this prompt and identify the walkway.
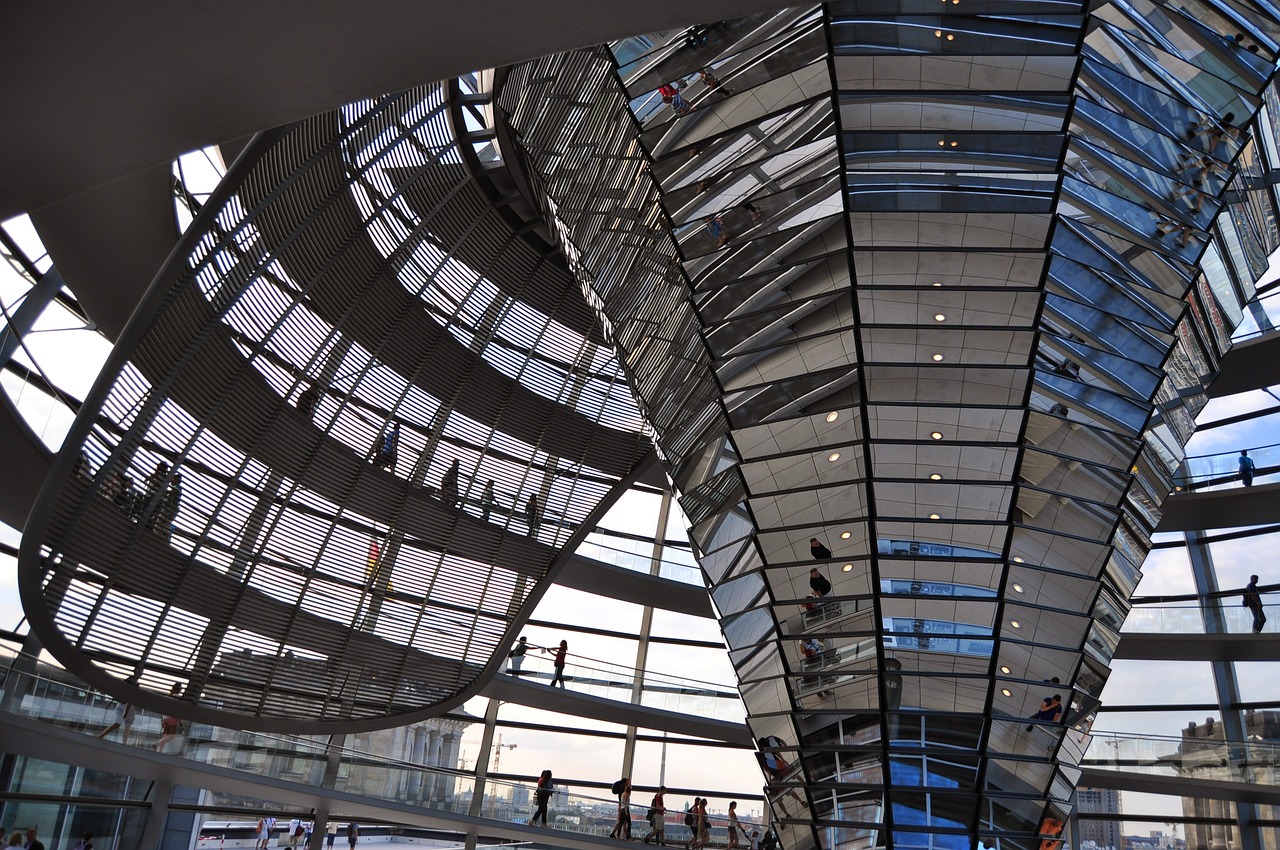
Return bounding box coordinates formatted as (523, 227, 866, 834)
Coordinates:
(1206, 326, 1280, 398)
(1111, 632, 1280, 662)
(1156, 480, 1280, 531)
(0, 712, 635, 850)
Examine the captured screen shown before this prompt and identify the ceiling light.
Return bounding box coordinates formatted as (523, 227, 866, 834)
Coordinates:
(1010, 620, 1021, 629)
(842, 564, 853, 573)
(932, 353, 944, 361)
(1001, 688, 1012, 697)
(929, 513, 941, 520)
(1011, 583, 1024, 593)
(938, 140, 946, 147)
(935, 29, 943, 37)
(929, 473, 942, 481)
(828, 452, 841, 462)
(934, 313, 946, 322)
(840, 531, 852, 539)
(946, 33, 955, 41)
(1000, 666, 1011, 674)
(1013, 556, 1024, 563)
(930, 431, 943, 440)
(932, 281, 943, 287)
(826, 411, 839, 423)
(949, 140, 958, 147)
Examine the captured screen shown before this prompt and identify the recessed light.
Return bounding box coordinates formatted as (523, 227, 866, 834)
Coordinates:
(826, 411, 839, 423)
(929, 473, 942, 481)
(938, 140, 946, 147)
(932, 281, 943, 287)
(932, 353, 944, 361)
(1000, 666, 1011, 674)
(930, 431, 943, 440)
(842, 564, 853, 573)
(1012, 583, 1024, 593)
(934, 314, 946, 322)
(935, 29, 943, 37)
(828, 452, 841, 462)
(946, 33, 955, 41)
(1010, 620, 1021, 629)
(929, 513, 941, 520)
(949, 140, 958, 147)
(1013, 557, 1025, 563)
(840, 531, 852, 539)
(1001, 688, 1012, 697)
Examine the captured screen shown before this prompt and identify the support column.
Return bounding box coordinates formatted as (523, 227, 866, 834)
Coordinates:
(0, 266, 65, 368)
(465, 698, 502, 850)
(621, 487, 673, 779)
(135, 779, 173, 850)
(1185, 529, 1260, 850)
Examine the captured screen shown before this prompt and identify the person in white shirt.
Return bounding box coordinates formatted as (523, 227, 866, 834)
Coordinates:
(287, 819, 301, 850)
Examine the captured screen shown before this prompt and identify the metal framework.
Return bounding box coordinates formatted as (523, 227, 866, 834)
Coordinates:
(8, 2, 1280, 849)
(18, 83, 652, 732)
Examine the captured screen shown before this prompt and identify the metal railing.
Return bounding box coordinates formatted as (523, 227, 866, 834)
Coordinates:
(1084, 731, 1280, 785)
(0, 656, 758, 839)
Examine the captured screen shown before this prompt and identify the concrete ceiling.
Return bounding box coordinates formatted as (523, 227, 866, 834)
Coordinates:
(1, 0, 789, 219)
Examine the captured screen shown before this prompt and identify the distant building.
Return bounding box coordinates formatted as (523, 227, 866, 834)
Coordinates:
(1077, 787, 1121, 850)
(1169, 710, 1280, 850)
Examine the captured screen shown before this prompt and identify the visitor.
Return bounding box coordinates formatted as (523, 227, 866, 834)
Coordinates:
(97, 700, 135, 744)
(156, 473, 181, 539)
(809, 568, 831, 597)
(609, 777, 633, 840)
(682, 803, 697, 849)
(1027, 694, 1063, 731)
(347, 823, 359, 850)
(1244, 574, 1267, 633)
(531, 770, 554, 827)
(286, 819, 301, 850)
(296, 384, 321, 419)
(440, 459, 461, 508)
(71, 834, 92, 850)
(749, 830, 761, 850)
(547, 639, 567, 687)
(524, 494, 541, 539)
(480, 479, 498, 521)
(373, 424, 399, 470)
(725, 801, 740, 850)
(705, 214, 728, 248)
(22, 828, 43, 850)
(508, 636, 529, 673)
(809, 538, 831, 560)
(643, 785, 666, 844)
(326, 821, 337, 848)
(256, 817, 270, 850)
(1239, 449, 1255, 486)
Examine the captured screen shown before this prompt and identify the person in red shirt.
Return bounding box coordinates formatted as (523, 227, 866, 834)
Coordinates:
(547, 640, 568, 688)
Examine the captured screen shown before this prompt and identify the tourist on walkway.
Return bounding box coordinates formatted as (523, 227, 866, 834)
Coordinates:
(22, 828, 43, 850)
(98, 700, 135, 744)
(1244, 574, 1267, 633)
(547, 639, 568, 687)
(1240, 449, 1256, 486)
(809, 538, 831, 560)
(373, 425, 399, 470)
(609, 778, 633, 840)
(480, 480, 498, 521)
(809, 568, 831, 597)
(643, 786, 666, 844)
(508, 636, 529, 673)
(725, 801, 740, 850)
(440, 459, 461, 508)
(524, 494, 541, 539)
(531, 770, 554, 827)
